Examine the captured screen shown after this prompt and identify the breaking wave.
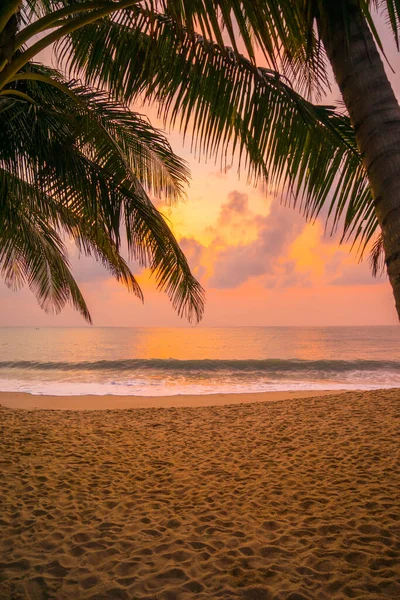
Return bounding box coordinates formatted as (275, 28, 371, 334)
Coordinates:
(0, 358, 399, 374)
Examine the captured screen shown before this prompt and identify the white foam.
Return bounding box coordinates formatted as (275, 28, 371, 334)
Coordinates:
(0, 377, 396, 397)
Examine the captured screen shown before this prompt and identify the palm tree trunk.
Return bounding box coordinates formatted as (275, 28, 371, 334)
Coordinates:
(318, 3, 400, 319)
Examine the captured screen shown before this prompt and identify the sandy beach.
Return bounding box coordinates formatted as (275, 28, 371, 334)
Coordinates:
(0, 389, 341, 410)
(1, 389, 399, 599)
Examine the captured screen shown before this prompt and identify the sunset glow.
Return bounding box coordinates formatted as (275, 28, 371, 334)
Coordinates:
(1, 24, 399, 328)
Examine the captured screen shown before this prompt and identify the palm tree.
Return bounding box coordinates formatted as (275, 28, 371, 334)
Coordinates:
(35, 0, 397, 316)
(2, 2, 395, 319)
(134, 0, 400, 318)
(0, 2, 205, 324)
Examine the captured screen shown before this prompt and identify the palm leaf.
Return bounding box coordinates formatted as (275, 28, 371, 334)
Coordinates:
(368, 0, 400, 48)
(55, 13, 376, 252)
(16, 0, 328, 98)
(0, 62, 205, 321)
(0, 169, 92, 322)
(369, 233, 386, 277)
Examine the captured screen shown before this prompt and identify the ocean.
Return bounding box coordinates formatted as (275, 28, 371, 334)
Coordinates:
(0, 326, 399, 396)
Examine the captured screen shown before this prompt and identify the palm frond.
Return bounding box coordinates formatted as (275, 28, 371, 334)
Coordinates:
(0, 169, 92, 322)
(55, 13, 375, 252)
(17, 0, 328, 98)
(0, 62, 204, 322)
(151, 0, 329, 97)
(369, 233, 386, 277)
(369, 0, 400, 48)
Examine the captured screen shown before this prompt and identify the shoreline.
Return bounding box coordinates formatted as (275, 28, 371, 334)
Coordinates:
(0, 388, 349, 410)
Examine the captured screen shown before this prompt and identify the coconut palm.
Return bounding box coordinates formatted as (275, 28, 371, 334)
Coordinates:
(1, 1, 393, 319)
(126, 0, 400, 317)
(0, 4, 205, 324)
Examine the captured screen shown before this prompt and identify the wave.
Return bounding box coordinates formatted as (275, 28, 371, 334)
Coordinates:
(0, 358, 399, 373)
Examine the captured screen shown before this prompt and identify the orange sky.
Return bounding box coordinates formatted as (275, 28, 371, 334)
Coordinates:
(1, 16, 399, 327)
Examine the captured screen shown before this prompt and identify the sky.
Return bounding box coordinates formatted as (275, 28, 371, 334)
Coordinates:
(1, 12, 400, 327)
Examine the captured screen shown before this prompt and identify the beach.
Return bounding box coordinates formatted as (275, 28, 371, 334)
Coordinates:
(0, 389, 340, 410)
(1, 389, 399, 599)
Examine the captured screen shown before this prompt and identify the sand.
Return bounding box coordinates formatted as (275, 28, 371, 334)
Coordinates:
(0, 390, 399, 600)
(0, 389, 341, 410)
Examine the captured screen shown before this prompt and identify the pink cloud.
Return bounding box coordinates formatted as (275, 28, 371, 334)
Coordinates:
(209, 196, 306, 288)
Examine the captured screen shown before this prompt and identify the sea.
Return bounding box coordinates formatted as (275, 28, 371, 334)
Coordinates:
(0, 326, 398, 397)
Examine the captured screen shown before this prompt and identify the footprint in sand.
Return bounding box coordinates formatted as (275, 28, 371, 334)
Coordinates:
(24, 578, 49, 600)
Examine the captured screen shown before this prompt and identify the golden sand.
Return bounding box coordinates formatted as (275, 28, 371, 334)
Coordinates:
(0, 389, 340, 410)
(0, 389, 399, 599)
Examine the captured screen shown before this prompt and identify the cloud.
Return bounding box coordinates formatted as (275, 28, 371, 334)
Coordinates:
(209, 245, 270, 288)
(179, 237, 206, 280)
(65, 188, 379, 295)
(322, 248, 385, 287)
(208, 194, 308, 289)
(264, 260, 312, 289)
(66, 235, 145, 286)
(70, 254, 113, 284)
(219, 190, 249, 223)
(330, 263, 384, 287)
(204, 190, 263, 244)
(209, 165, 233, 179)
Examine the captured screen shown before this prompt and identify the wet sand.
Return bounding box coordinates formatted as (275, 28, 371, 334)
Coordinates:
(1, 389, 399, 599)
(0, 389, 341, 410)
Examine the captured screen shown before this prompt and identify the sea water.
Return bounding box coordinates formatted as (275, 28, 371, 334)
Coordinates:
(0, 326, 399, 396)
